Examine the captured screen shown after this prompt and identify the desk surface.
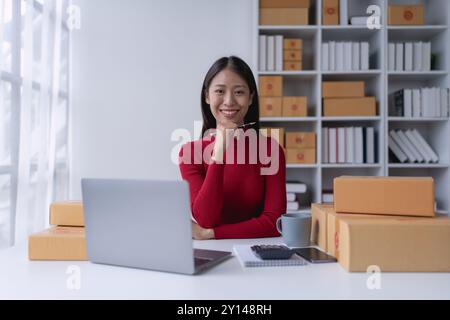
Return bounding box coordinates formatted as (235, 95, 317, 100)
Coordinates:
(1, 237, 450, 300)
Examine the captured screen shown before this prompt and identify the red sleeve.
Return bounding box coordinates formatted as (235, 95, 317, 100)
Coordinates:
(213, 142, 287, 239)
(178, 141, 225, 228)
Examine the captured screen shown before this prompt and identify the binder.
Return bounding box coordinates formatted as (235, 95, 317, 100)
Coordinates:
(275, 35, 283, 71)
(233, 245, 307, 268)
(259, 35, 267, 71)
(322, 43, 329, 71)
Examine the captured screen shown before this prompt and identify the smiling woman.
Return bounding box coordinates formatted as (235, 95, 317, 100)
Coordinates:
(178, 56, 286, 241)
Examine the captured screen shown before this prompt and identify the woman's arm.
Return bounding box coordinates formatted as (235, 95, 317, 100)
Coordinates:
(213, 142, 287, 239)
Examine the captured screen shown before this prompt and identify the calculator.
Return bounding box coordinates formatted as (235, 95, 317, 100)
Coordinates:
(250, 245, 294, 260)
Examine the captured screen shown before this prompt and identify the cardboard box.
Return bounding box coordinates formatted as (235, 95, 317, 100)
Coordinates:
(323, 97, 376, 117)
(322, 0, 339, 25)
(29, 227, 87, 261)
(282, 96, 307, 117)
(261, 127, 285, 147)
(322, 81, 365, 98)
(50, 201, 84, 227)
(311, 204, 450, 272)
(285, 132, 316, 149)
(284, 38, 303, 50)
(260, 8, 309, 25)
(260, 97, 282, 117)
(260, 0, 310, 8)
(388, 5, 424, 25)
(334, 176, 435, 217)
(284, 61, 302, 71)
(259, 76, 283, 97)
(286, 148, 316, 164)
(284, 50, 302, 61)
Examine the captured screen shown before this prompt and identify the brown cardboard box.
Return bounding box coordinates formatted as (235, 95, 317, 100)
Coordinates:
(322, 0, 339, 25)
(311, 204, 450, 272)
(284, 61, 302, 71)
(323, 97, 376, 116)
(260, 97, 282, 117)
(50, 201, 84, 227)
(260, 8, 309, 25)
(259, 76, 283, 97)
(388, 5, 424, 25)
(284, 38, 303, 50)
(286, 148, 316, 164)
(29, 226, 87, 261)
(334, 176, 435, 217)
(261, 127, 285, 147)
(260, 0, 310, 8)
(322, 81, 365, 98)
(282, 97, 307, 117)
(284, 50, 302, 61)
(285, 132, 316, 149)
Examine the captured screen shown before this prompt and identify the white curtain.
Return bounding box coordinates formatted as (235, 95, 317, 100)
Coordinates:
(0, 0, 70, 247)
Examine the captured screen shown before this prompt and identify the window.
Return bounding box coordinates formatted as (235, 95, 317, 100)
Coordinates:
(0, 0, 71, 247)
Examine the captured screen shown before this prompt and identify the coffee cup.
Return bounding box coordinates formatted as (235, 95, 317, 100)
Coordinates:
(276, 213, 311, 248)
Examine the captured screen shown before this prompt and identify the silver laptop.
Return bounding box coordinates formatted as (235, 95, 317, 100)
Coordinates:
(81, 179, 231, 275)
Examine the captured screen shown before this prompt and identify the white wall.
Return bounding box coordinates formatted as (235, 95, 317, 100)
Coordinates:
(70, 0, 254, 199)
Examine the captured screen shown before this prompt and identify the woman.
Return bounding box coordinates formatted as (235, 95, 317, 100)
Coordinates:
(179, 56, 286, 240)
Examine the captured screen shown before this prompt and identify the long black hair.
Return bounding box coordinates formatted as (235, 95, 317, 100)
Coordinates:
(200, 56, 260, 137)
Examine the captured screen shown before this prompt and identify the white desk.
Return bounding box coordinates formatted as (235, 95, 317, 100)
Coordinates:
(1, 237, 450, 300)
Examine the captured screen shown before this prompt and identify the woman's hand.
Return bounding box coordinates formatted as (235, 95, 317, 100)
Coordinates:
(212, 125, 239, 163)
(192, 222, 215, 240)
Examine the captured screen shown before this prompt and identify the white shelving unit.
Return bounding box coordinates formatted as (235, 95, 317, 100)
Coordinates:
(253, 0, 450, 214)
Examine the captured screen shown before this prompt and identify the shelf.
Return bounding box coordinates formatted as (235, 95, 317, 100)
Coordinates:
(322, 70, 381, 75)
(258, 71, 317, 78)
(322, 164, 382, 169)
(259, 25, 318, 30)
(286, 164, 318, 169)
(388, 163, 450, 169)
(387, 25, 448, 30)
(261, 117, 318, 122)
(321, 116, 381, 122)
(388, 71, 448, 80)
(389, 117, 450, 122)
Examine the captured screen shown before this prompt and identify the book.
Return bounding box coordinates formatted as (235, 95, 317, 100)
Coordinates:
(388, 136, 408, 163)
(322, 127, 329, 163)
(422, 42, 431, 71)
(275, 35, 283, 71)
(352, 42, 360, 70)
(405, 130, 431, 163)
(404, 89, 412, 117)
(329, 41, 336, 71)
(259, 35, 267, 71)
(360, 42, 369, 70)
(337, 127, 346, 163)
(322, 43, 329, 71)
(412, 89, 421, 118)
(388, 43, 395, 71)
(233, 245, 307, 268)
(395, 43, 403, 71)
(287, 193, 296, 202)
(390, 130, 415, 163)
(322, 192, 334, 203)
(340, 0, 348, 25)
(267, 36, 275, 71)
(287, 201, 299, 211)
(441, 88, 449, 117)
(345, 127, 354, 163)
(344, 42, 352, 71)
(336, 42, 344, 71)
(286, 182, 307, 193)
(412, 129, 439, 163)
(397, 130, 423, 162)
(404, 42, 413, 71)
(354, 127, 364, 164)
(329, 128, 337, 163)
(365, 127, 375, 164)
(413, 42, 423, 71)
(350, 16, 369, 25)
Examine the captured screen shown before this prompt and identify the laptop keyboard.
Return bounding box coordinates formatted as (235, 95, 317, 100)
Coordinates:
(194, 257, 211, 268)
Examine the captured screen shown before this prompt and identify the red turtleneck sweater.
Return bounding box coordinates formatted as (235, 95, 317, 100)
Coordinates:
(178, 133, 286, 239)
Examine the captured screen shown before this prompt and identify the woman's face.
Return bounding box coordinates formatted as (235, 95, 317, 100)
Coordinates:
(205, 68, 254, 130)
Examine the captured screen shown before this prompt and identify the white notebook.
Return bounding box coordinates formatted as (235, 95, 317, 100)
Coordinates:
(233, 245, 307, 268)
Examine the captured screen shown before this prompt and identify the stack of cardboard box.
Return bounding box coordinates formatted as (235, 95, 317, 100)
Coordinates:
(322, 81, 377, 117)
(260, 0, 310, 26)
(311, 176, 450, 272)
(259, 76, 308, 117)
(28, 201, 87, 261)
(284, 38, 303, 71)
(285, 132, 316, 164)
